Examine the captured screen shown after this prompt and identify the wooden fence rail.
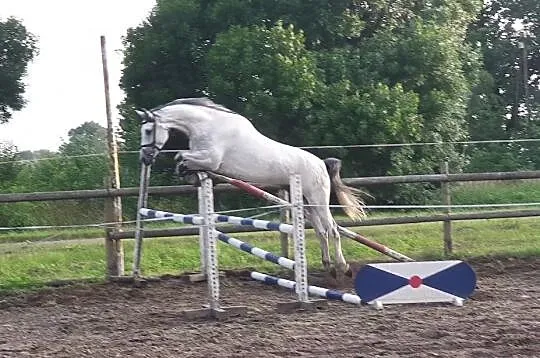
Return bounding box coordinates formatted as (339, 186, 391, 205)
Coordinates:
(2, 169, 539, 278)
(1, 170, 539, 203)
(109, 209, 540, 240)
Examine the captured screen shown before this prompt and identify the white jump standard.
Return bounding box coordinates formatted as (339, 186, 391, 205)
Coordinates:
(141, 208, 365, 307)
(139, 173, 326, 317)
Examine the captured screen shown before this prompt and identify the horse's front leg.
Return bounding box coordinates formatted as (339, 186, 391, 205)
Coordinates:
(175, 149, 222, 174)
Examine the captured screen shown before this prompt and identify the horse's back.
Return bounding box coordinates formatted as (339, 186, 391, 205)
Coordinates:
(219, 133, 329, 190)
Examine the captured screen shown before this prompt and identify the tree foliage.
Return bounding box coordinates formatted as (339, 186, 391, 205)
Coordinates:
(80, 0, 533, 206)
(466, 0, 540, 171)
(0, 17, 38, 123)
(0, 142, 20, 186)
(13, 122, 108, 192)
(207, 22, 318, 142)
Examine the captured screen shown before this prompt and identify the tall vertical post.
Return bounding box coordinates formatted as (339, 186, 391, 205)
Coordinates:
(290, 174, 309, 303)
(199, 173, 220, 312)
(198, 187, 208, 273)
(182, 173, 247, 319)
(101, 35, 123, 277)
(278, 189, 290, 258)
(441, 161, 452, 255)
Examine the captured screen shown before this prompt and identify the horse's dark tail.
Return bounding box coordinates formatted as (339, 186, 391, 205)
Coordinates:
(324, 157, 367, 221)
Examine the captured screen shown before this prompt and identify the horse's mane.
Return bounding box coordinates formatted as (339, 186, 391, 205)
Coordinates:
(151, 97, 238, 115)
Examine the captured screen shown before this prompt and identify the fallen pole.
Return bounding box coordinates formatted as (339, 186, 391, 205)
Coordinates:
(207, 172, 290, 205)
(207, 171, 414, 262)
(337, 226, 414, 262)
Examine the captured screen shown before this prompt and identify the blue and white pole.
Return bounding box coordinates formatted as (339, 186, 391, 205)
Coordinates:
(139, 208, 296, 270)
(251, 272, 362, 305)
(139, 208, 204, 225)
(139, 208, 293, 234)
(214, 231, 296, 270)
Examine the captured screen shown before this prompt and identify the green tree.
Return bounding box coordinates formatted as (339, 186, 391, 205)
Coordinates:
(57, 122, 108, 190)
(14, 122, 109, 191)
(0, 142, 20, 186)
(0, 17, 38, 123)
(207, 22, 318, 142)
(119, 0, 484, 203)
(466, 0, 539, 170)
(59, 122, 107, 156)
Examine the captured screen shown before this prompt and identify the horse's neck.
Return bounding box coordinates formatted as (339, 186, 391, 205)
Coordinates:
(161, 104, 253, 140)
(160, 105, 213, 138)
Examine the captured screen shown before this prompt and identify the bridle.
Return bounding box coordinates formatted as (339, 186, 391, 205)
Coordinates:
(139, 109, 162, 152)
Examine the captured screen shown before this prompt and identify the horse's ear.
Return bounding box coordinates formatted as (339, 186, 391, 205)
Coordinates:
(135, 109, 147, 122)
(143, 108, 155, 122)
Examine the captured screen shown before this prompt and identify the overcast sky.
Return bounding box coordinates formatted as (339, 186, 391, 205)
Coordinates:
(0, 0, 156, 152)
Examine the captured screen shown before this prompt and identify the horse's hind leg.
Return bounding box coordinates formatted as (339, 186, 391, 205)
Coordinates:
(330, 223, 351, 278)
(305, 187, 350, 279)
(306, 206, 332, 273)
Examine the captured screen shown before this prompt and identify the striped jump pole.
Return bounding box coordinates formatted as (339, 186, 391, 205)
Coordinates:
(251, 272, 362, 305)
(207, 171, 414, 262)
(139, 208, 294, 234)
(139, 209, 296, 269)
(215, 231, 296, 270)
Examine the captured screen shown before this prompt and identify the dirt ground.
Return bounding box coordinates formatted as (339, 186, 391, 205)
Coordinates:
(0, 257, 538, 358)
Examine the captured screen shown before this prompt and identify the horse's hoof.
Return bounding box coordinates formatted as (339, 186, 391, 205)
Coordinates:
(329, 267, 337, 279)
(345, 268, 353, 278)
(175, 162, 189, 176)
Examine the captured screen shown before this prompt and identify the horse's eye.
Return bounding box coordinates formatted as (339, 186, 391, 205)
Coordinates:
(145, 129, 153, 135)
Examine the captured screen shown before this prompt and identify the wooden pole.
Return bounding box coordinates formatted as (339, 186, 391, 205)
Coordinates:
(100, 35, 124, 277)
(441, 160, 452, 256)
(133, 164, 151, 278)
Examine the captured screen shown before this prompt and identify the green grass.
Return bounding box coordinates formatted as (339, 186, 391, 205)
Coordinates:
(0, 227, 103, 243)
(0, 217, 538, 292)
(451, 179, 540, 205)
(1, 179, 539, 292)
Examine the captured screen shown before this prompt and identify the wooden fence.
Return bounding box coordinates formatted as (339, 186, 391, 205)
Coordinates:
(1, 170, 540, 204)
(1, 169, 539, 277)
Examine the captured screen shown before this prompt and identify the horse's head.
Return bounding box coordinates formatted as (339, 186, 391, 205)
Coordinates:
(136, 108, 170, 166)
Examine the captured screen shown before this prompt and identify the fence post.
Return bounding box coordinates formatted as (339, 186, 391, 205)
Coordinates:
(441, 160, 452, 255)
(278, 189, 291, 258)
(101, 35, 124, 277)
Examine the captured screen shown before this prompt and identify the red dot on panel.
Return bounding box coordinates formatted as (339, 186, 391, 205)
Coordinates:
(409, 275, 423, 288)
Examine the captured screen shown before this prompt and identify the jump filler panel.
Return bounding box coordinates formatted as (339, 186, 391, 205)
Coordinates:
(355, 260, 477, 309)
